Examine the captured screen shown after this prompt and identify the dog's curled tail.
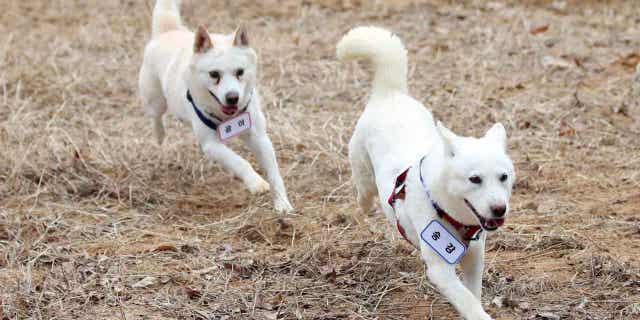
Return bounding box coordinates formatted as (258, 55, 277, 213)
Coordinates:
(337, 26, 408, 95)
(152, 0, 183, 37)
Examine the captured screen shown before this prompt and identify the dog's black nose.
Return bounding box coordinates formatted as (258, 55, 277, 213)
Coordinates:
(225, 92, 239, 106)
(491, 204, 506, 218)
(491, 204, 507, 218)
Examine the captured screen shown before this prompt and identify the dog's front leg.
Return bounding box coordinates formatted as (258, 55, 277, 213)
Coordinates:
(243, 132, 293, 213)
(200, 141, 270, 195)
(422, 250, 492, 320)
(460, 236, 486, 300)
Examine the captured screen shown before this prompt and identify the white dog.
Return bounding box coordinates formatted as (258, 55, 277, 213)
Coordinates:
(139, 0, 293, 213)
(337, 27, 515, 319)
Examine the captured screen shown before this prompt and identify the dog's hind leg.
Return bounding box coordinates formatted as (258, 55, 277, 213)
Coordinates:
(349, 141, 376, 214)
(139, 64, 168, 145)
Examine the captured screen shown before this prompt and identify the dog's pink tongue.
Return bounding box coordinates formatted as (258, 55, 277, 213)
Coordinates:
(222, 106, 237, 115)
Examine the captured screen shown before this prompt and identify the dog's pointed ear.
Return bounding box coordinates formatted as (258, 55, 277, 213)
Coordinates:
(233, 25, 249, 47)
(485, 123, 507, 150)
(436, 121, 457, 157)
(194, 25, 213, 54)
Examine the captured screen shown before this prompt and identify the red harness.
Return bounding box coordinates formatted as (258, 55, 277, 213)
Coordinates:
(387, 168, 413, 246)
(388, 167, 482, 248)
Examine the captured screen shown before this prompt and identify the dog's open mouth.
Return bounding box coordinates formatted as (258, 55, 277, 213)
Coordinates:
(208, 90, 238, 116)
(464, 199, 505, 231)
(221, 106, 238, 115)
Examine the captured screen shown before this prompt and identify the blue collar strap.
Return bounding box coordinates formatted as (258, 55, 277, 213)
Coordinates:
(186, 90, 251, 132)
(187, 90, 223, 130)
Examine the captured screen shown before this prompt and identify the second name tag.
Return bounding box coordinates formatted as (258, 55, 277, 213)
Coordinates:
(420, 220, 466, 264)
(218, 112, 252, 141)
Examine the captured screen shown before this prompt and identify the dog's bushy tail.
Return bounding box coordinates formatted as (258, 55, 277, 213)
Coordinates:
(152, 0, 183, 37)
(337, 26, 408, 95)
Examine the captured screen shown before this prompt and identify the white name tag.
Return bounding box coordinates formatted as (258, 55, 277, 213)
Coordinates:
(217, 112, 252, 141)
(420, 220, 466, 264)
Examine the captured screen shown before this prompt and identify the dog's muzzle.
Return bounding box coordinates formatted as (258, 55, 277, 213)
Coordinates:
(464, 199, 505, 231)
(209, 90, 240, 115)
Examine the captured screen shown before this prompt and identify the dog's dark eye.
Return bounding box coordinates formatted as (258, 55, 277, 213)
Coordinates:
(469, 176, 482, 184)
(500, 173, 508, 182)
(235, 69, 244, 78)
(209, 71, 221, 83)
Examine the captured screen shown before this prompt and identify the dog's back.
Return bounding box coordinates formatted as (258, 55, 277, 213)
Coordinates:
(337, 27, 440, 224)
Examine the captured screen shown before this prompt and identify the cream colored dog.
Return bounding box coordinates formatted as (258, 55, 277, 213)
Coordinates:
(139, 0, 293, 213)
(337, 26, 515, 319)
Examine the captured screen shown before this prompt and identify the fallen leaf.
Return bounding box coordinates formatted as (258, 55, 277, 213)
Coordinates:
(616, 53, 640, 69)
(530, 25, 549, 35)
(271, 292, 286, 306)
(152, 244, 177, 252)
(558, 121, 576, 137)
(559, 128, 575, 137)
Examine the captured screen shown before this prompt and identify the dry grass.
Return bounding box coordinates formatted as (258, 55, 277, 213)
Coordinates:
(1, 0, 640, 319)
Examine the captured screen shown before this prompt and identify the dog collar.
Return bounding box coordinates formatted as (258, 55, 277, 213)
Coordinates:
(186, 90, 251, 131)
(418, 156, 483, 242)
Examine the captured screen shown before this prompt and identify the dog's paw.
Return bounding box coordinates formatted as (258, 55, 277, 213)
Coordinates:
(274, 197, 294, 214)
(469, 313, 493, 320)
(247, 177, 270, 195)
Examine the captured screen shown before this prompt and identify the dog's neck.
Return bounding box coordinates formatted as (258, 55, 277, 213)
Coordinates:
(419, 148, 480, 227)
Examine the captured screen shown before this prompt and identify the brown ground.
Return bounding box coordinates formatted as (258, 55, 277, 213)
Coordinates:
(1, 0, 640, 319)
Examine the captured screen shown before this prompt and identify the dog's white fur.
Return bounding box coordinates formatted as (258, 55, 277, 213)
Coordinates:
(337, 26, 515, 319)
(139, 0, 293, 213)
